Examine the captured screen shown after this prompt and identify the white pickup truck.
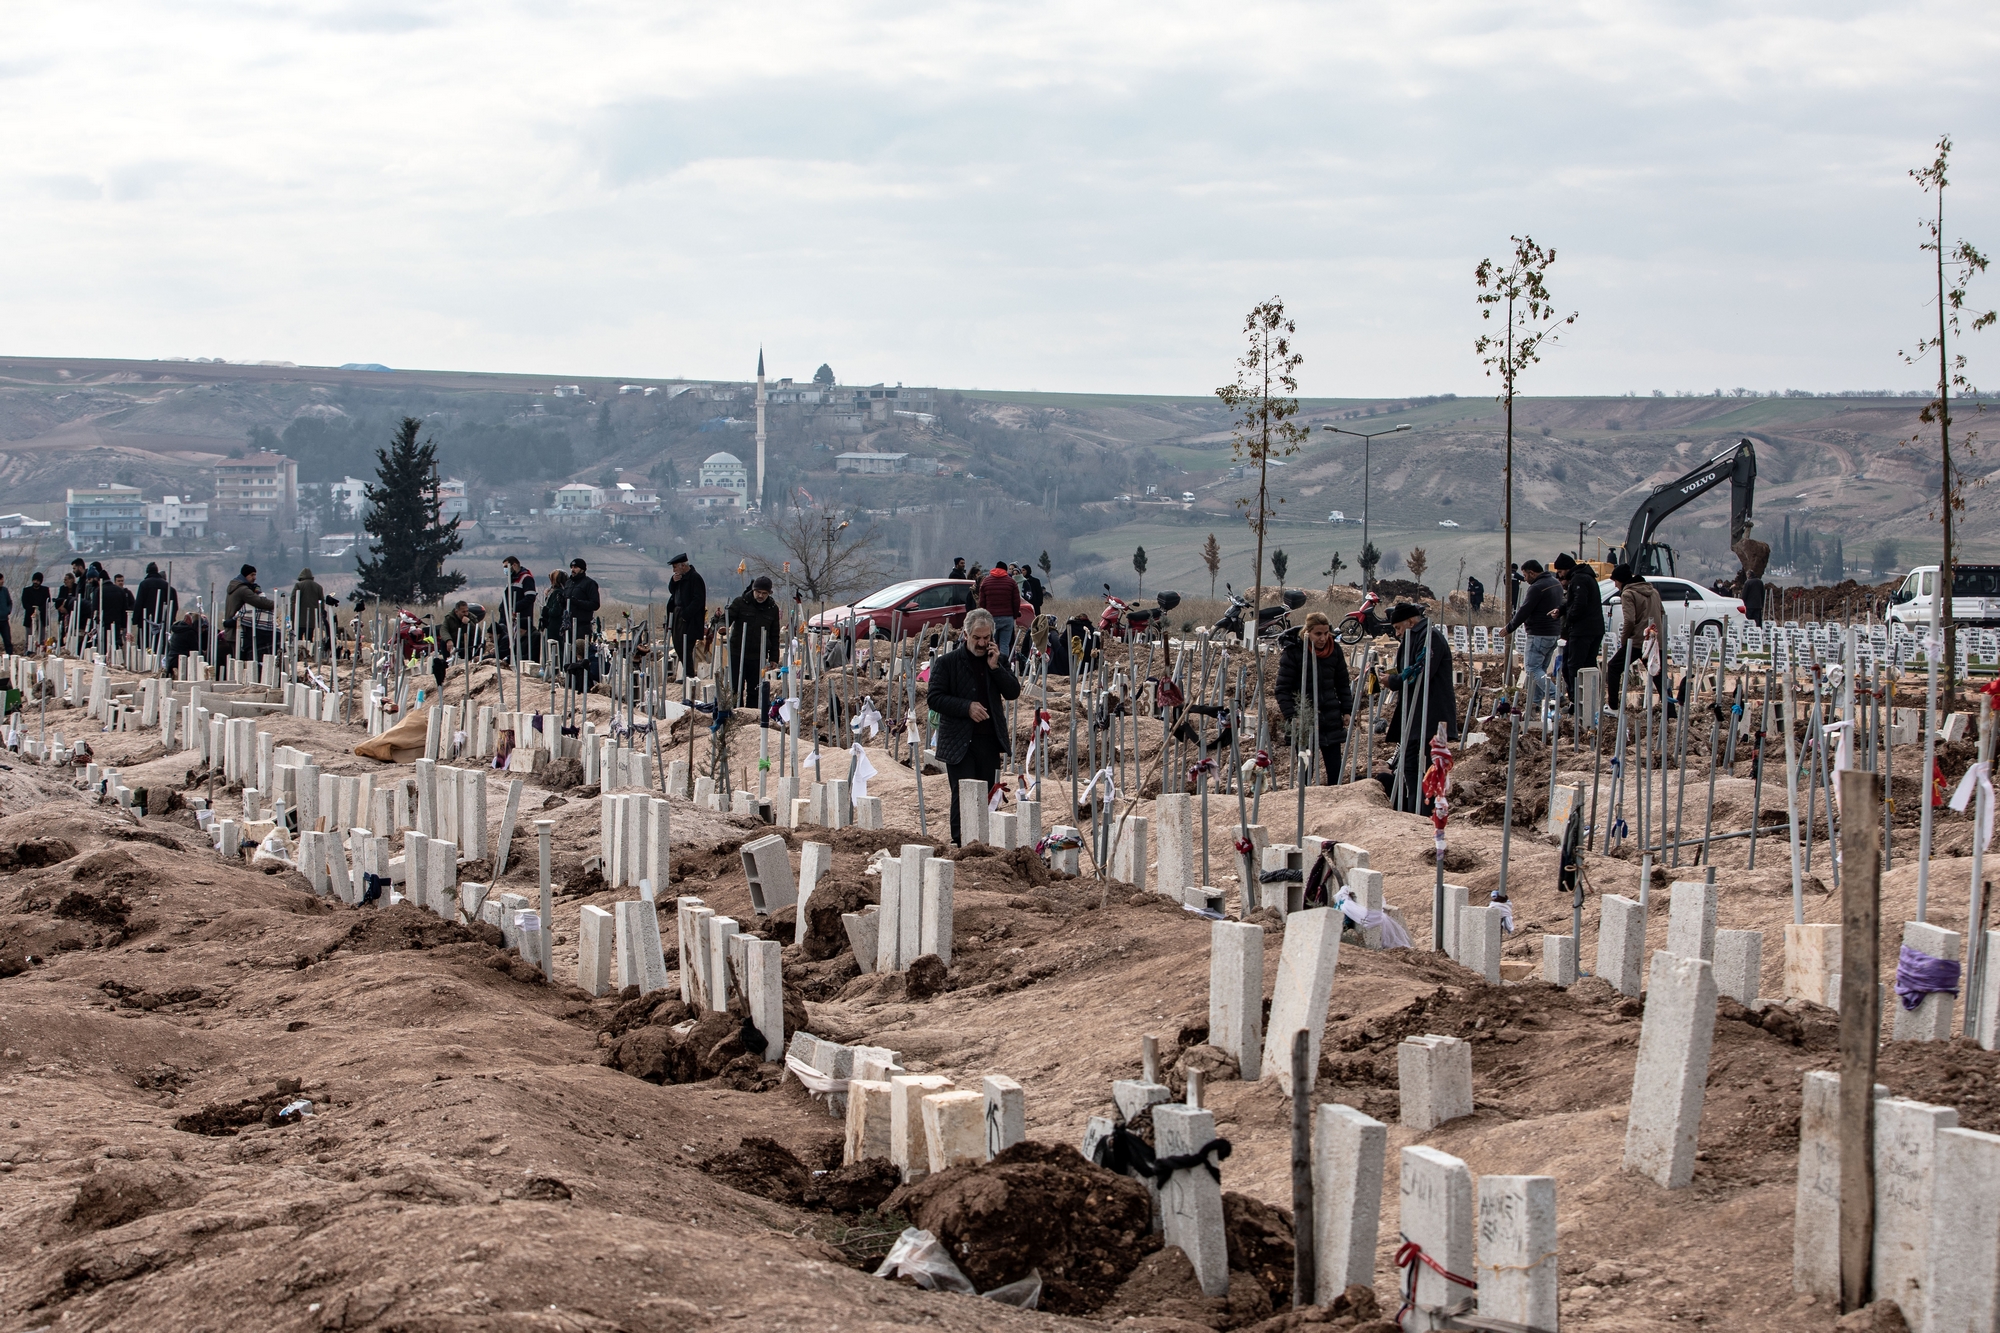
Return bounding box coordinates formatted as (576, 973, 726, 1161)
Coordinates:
(1888, 564, 2000, 627)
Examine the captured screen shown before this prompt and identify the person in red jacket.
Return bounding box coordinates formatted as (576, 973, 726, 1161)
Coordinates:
(974, 562, 1027, 660)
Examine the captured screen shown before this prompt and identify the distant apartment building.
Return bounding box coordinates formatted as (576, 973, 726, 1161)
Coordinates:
(0, 513, 54, 539)
(551, 483, 604, 511)
(328, 476, 370, 518)
(147, 496, 208, 538)
(836, 451, 909, 475)
(213, 451, 299, 523)
(437, 478, 469, 520)
(67, 484, 146, 551)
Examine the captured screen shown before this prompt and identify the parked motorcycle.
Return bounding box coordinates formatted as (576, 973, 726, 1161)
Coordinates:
(1337, 590, 1382, 644)
(1214, 583, 1306, 643)
(1098, 584, 1182, 643)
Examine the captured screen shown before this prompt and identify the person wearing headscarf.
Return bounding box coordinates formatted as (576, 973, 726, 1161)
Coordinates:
(1376, 601, 1457, 814)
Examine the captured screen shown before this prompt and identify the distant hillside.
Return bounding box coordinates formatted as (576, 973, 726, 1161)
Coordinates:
(0, 354, 1978, 605)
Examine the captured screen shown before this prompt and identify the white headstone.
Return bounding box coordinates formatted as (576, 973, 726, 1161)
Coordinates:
(577, 904, 614, 996)
(1596, 894, 1646, 996)
(1209, 919, 1265, 1082)
(1892, 920, 1961, 1042)
(1475, 1175, 1558, 1330)
(612, 900, 669, 995)
(1398, 1146, 1474, 1332)
(1154, 1104, 1229, 1297)
(1260, 906, 1341, 1097)
(1666, 880, 1717, 961)
(1623, 950, 1718, 1189)
(1313, 1103, 1386, 1301)
(1398, 1034, 1474, 1133)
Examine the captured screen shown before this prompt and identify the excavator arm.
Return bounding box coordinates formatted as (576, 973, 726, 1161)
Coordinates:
(1617, 438, 1757, 577)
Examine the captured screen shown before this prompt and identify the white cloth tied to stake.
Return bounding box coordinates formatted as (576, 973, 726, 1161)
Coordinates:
(1951, 760, 1995, 856)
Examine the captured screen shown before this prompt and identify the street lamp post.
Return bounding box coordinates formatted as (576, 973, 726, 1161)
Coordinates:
(1320, 422, 1411, 591)
(1577, 518, 1597, 564)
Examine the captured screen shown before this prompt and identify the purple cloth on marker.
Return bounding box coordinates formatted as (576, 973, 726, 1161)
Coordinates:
(1894, 944, 1961, 1012)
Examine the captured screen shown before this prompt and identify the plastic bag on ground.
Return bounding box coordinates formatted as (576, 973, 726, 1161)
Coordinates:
(980, 1269, 1042, 1309)
(873, 1227, 975, 1294)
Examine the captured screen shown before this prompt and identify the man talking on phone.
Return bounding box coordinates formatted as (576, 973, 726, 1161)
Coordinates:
(926, 608, 1022, 846)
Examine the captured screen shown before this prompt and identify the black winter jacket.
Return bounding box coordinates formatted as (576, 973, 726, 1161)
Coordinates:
(1505, 571, 1563, 639)
(1559, 570, 1605, 643)
(926, 643, 1020, 763)
(1274, 631, 1354, 744)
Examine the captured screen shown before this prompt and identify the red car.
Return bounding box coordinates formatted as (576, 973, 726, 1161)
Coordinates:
(807, 578, 973, 638)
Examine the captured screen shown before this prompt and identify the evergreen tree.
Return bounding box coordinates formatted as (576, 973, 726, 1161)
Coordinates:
(1271, 548, 1289, 584)
(1133, 545, 1148, 594)
(356, 417, 465, 604)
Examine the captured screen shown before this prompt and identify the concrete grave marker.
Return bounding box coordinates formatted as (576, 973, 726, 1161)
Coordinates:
(1713, 929, 1763, 1006)
(890, 1074, 955, 1182)
(876, 858, 905, 974)
(1666, 879, 1717, 961)
(1154, 1104, 1229, 1297)
(1313, 1103, 1387, 1301)
(1261, 906, 1341, 1097)
(1622, 950, 1718, 1188)
(1440, 883, 1468, 958)
(1112, 815, 1149, 893)
(843, 905, 880, 973)
(1596, 894, 1646, 996)
(741, 834, 796, 915)
(1873, 1095, 1957, 1328)
(1209, 920, 1265, 1082)
(1545, 782, 1583, 838)
(989, 809, 1019, 851)
(706, 917, 739, 1011)
(1398, 1034, 1473, 1133)
(921, 1089, 988, 1173)
(744, 937, 785, 1061)
(1399, 1146, 1474, 1332)
(576, 905, 614, 996)
(844, 1079, 895, 1164)
(1892, 920, 1961, 1042)
(1458, 905, 1502, 983)
(1542, 934, 1578, 987)
(612, 900, 669, 995)
(983, 1075, 1025, 1158)
(1925, 1126, 2000, 1333)
(920, 857, 955, 966)
(1154, 793, 1195, 899)
(956, 778, 987, 844)
(796, 841, 832, 945)
(1476, 1175, 1558, 1330)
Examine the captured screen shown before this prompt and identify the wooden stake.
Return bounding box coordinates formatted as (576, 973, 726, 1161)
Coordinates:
(1837, 766, 1882, 1314)
(1291, 1028, 1315, 1309)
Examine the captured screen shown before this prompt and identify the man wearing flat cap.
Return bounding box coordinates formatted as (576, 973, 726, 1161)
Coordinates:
(1378, 601, 1457, 814)
(665, 553, 706, 681)
(726, 573, 783, 713)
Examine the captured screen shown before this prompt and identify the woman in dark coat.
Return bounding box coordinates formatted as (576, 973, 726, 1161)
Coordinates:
(1378, 602, 1457, 814)
(1274, 611, 1354, 784)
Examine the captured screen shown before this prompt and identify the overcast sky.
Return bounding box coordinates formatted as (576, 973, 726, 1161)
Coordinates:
(3, 1, 1995, 397)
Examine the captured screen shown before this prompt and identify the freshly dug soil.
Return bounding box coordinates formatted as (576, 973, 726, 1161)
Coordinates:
(884, 1139, 1158, 1313)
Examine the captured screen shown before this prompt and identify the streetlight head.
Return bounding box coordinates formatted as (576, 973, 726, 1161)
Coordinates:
(1392, 423, 1412, 432)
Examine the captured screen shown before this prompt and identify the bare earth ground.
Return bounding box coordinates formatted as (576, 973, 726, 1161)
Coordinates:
(1, 658, 1994, 1333)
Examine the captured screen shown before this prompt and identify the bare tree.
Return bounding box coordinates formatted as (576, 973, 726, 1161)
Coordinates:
(1215, 298, 1307, 623)
(1901, 134, 1994, 701)
(1405, 546, 1429, 585)
(1475, 238, 1577, 609)
(739, 499, 897, 605)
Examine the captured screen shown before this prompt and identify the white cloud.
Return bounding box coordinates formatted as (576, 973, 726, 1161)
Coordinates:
(0, 0, 1994, 394)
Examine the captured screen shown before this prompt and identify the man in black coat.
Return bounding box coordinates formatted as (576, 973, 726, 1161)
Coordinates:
(926, 608, 1021, 846)
(1552, 554, 1605, 708)
(104, 574, 136, 647)
(1274, 611, 1354, 784)
(500, 556, 537, 661)
(726, 576, 783, 710)
(564, 558, 601, 638)
(1377, 602, 1457, 814)
(136, 563, 176, 638)
(20, 572, 50, 646)
(665, 553, 706, 680)
(1505, 559, 1564, 713)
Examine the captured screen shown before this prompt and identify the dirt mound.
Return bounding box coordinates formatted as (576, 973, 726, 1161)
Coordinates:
(810, 1159, 901, 1214)
(904, 952, 948, 999)
(0, 836, 78, 871)
(1223, 1192, 1295, 1308)
(1098, 1245, 1276, 1330)
(1878, 1038, 2000, 1134)
(172, 1081, 320, 1136)
(701, 1135, 813, 1205)
(63, 1163, 200, 1231)
(604, 1008, 767, 1086)
(328, 902, 496, 954)
(542, 756, 585, 789)
(797, 874, 875, 960)
(883, 1139, 1158, 1314)
(52, 887, 130, 926)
